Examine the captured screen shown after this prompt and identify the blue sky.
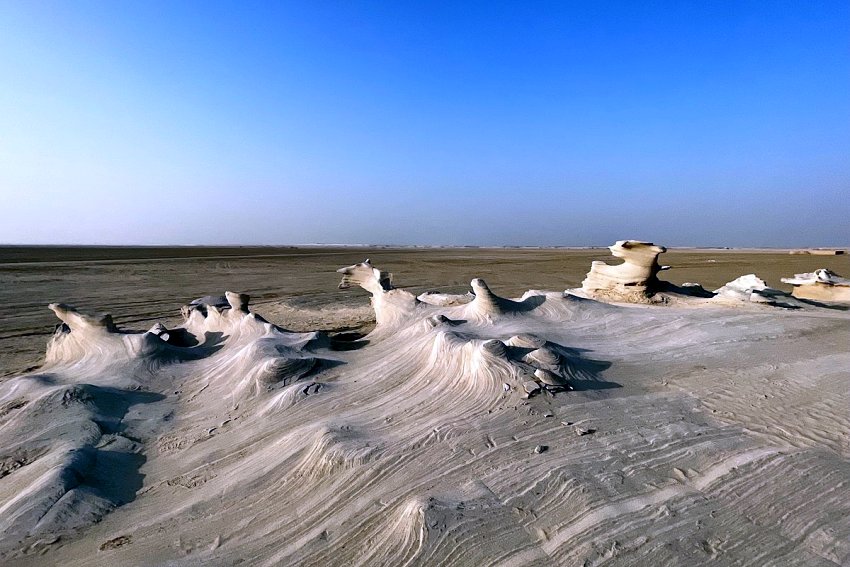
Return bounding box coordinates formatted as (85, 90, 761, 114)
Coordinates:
(1, 1, 848, 246)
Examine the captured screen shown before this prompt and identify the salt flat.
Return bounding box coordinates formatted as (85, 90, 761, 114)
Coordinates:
(0, 246, 848, 566)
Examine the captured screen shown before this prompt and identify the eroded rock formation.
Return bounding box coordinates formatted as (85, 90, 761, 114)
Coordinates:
(581, 240, 669, 301)
(2, 256, 849, 566)
(781, 269, 850, 302)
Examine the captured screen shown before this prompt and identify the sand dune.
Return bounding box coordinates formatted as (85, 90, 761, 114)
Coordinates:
(1, 245, 848, 565)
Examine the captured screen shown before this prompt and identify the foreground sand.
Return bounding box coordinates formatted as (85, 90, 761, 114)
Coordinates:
(1, 247, 848, 565)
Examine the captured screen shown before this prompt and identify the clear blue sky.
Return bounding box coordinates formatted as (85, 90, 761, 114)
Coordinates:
(1, 1, 848, 247)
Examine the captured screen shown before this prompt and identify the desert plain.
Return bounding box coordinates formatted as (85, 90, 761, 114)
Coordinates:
(0, 245, 848, 566)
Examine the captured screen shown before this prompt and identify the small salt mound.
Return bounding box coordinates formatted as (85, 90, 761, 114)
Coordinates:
(781, 269, 850, 302)
(712, 274, 798, 306)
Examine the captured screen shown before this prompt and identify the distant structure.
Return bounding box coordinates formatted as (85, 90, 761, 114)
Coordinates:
(789, 249, 845, 255)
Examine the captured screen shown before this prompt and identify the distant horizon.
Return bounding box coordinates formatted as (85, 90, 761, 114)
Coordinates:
(2, 2, 848, 247)
(0, 242, 847, 250)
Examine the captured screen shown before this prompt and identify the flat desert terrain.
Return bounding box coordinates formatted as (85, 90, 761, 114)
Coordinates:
(1, 246, 848, 566)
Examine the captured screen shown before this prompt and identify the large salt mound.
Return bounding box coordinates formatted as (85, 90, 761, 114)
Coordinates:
(1, 256, 849, 566)
(580, 240, 669, 301)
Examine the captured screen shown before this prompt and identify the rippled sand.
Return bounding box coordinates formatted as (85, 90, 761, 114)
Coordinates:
(0, 247, 848, 566)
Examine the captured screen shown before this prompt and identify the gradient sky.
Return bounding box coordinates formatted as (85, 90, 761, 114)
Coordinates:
(1, 1, 848, 247)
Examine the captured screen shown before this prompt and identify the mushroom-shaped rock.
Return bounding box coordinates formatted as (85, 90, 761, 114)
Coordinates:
(581, 240, 668, 300)
(524, 347, 561, 372)
(534, 368, 571, 391)
(522, 380, 541, 397)
(481, 339, 508, 358)
(781, 269, 850, 302)
(506, 334, 547, 350)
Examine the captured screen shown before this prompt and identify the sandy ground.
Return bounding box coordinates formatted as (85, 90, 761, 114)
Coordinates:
(0, 247, 848, 566)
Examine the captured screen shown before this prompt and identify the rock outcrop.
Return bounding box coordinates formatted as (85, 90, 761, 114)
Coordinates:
(581, 240, 669, 301)
(781, 269, 850, 302)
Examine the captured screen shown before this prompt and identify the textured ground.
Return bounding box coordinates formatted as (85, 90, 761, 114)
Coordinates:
(0, 247, 848, 566)
(2, 246, 848, 378)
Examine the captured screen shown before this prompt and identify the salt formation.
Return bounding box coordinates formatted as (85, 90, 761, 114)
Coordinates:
(337, 259, 578, 392)
(576, 243, 815, 307)
(337, 259, 417, 325)
(711, 274, 789, 305)
(337, 259, 547, 325)
(0, 292, 325, 552)
(2, 255, 850, 566)
(581, 240, 669, 301)
(415, 290, 474, 306)
(781, 269, 850, 302)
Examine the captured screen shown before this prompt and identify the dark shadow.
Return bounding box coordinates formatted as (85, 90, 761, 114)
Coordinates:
(331, 331, 368, 342)
(568, 380, 621, 391)
(499, 294, 547, 313)
(793, 297, 850, 311)
(157, 329, 225, 350)
(164, 328, 200, 347)
(199, 331, 227, 348)
(186, 296, 230, 317)
(562, 354, 617, 390)
(329, 331, 370, 351)
(330, 339, 370, 351)
(22, 373, 60, 386)
(531, 340, 619, 391)
(561, 292, 600, 303)
(657, 281, 716, 298)
(89, 449, 147, 505)
(74, 385, 166, 507)
(83, 386, 166, 434)
(310, 358, 346, 372)
(505, 345, 535, 359)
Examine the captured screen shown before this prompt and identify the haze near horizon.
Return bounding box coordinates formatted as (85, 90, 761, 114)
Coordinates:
(1, 1, 848, 247)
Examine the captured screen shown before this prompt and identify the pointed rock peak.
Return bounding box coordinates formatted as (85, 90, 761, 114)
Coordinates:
(48, 303, 116, 332)
(226, 291, 250, 312)
(337, 259, 393, 294)
(469, 278, 506, 315)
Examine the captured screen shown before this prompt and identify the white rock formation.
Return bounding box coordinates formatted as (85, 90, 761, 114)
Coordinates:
(416, 290, 474, 306)
(2, 258, 849, 565)
(337, 259, 419, 326)
(581, 240, 669, 301)
(712, 274, 777, 303)
(336, 259, 578, 392)
(0, 293, 325, 549)
(781, 269, 850, 302)
(711, 274, 808, 307)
